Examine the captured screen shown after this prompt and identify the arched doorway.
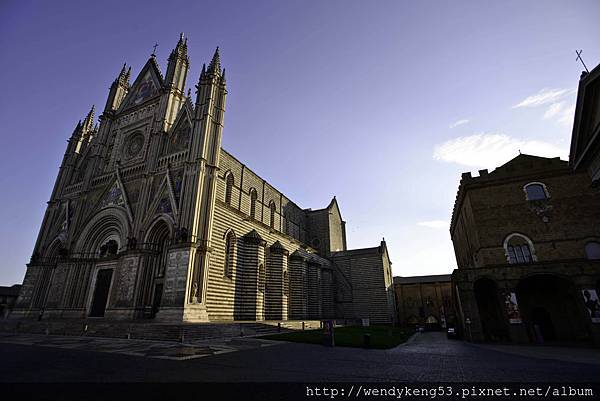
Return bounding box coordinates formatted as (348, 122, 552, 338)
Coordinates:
(517, 274, 589, 344)
(425, 315, 440, 331)
(531, 307, 556, 341)
(474, 278, 509, 342)
(140, 219, 171, 318)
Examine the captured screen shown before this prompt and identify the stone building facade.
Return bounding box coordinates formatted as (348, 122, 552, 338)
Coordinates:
(11, 35, 396, 325)
(394, 274, 455, 330)
(450, 154, 600, 344)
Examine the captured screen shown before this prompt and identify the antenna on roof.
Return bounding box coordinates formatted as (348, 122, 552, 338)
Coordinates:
(576, 50, 590, 73)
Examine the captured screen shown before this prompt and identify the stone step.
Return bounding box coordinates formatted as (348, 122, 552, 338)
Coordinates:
(0, 319, 339, 342)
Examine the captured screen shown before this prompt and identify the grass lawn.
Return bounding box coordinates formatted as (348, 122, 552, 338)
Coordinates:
(261, 325, 413, 349)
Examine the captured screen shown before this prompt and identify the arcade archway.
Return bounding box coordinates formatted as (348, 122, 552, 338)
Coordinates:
(474, 278, 509, 342)
(516, 274, 589, 344)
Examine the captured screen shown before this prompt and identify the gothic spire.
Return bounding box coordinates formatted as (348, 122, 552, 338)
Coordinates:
(207, 47, 221, 74)
(116, 63, 130, 86)
(82, 105, 95, 133)
(170, 32, 188, 60)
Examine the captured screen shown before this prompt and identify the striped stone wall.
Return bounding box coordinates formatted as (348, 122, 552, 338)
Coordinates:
(288, 251, 308, 319)
(331, 245, 396, 324)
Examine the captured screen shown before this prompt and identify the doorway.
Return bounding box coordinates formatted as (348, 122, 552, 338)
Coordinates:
(531, 307, 556, 342)
(474, 278, 509, 341)
(517, 274, 588, 343)
(89, 269, 113, 317)
(151, 283, 163, 318)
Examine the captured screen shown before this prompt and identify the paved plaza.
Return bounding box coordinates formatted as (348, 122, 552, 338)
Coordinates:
(2, 331, 600, 382)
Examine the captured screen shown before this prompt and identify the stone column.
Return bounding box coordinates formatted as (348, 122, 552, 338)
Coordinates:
(265, 241, 288, 320)
(288, 250, 308, 319)
(456, 282, 484, 342)
(239, 230, 266, 321)
(501, 281, 530, 344)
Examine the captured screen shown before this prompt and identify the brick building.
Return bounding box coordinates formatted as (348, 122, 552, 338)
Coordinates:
(11, 35, 396, 325)
(450, 63, 600, 345)
(451, 153, 600, 344)
(394, 274, 455, 330)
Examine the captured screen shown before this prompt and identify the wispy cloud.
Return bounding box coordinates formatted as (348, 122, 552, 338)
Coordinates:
(512, 87, 576, 126)
(449, 119, 469, 129)
(543, 102, 564, 119)
(433, 133, 567, 168)
(512, 88, 574, 109)
(541, 101, 576, 126)
(557, 104, 576, 125)
(417, 220, 448, 229)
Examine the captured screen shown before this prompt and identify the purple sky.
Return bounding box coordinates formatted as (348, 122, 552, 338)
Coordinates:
(1, 0, 599, 285)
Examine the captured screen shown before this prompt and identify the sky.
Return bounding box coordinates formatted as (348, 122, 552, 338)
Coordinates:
(0, 0, 599, 286)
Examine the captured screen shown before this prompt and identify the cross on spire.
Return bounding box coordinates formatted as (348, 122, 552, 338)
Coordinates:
(151, 43, 159, 57)
(576, 50, 590, 73)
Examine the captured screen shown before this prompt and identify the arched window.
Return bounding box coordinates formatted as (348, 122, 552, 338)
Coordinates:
(524, 182, 548, 201)
(224, 230, 236, 278)
(504, 233, 536, 264)
(225, 172, 234, 206)
(269, 201, 276, 229)
(585, 242, 600, 260)
(249, 188, 257, 219)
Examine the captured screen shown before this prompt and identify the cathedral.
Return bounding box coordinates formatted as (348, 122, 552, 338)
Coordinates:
(12, 34, 396, 325)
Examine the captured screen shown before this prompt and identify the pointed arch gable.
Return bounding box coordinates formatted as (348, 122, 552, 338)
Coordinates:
(93, 170, 134, 223)
(117, 58, 163, 113)
(145, 172, 179, 223)
(164, 103, 193, 155)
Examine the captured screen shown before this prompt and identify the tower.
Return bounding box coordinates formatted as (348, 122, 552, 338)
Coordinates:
(168, 47, 226, 321)
(163, 33, 190, 130)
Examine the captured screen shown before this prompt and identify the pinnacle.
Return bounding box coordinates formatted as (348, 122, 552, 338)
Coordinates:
(83, 105, 95, 132)
(208, 46, 221, 74)
(173, 32, 188, 57)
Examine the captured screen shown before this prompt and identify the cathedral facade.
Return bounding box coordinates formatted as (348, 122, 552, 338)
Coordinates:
(12, 35, 396, 324)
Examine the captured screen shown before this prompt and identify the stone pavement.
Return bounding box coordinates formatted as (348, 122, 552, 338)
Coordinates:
(0, 332, 281, 361)
(2, 330, 600, 382)
(473, 341, 600, 366)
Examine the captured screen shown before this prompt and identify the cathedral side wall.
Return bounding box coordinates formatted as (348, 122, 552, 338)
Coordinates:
(331, 250, 393, 324)
(218, 150, 308, 242)
(207, 200, 330, 321)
